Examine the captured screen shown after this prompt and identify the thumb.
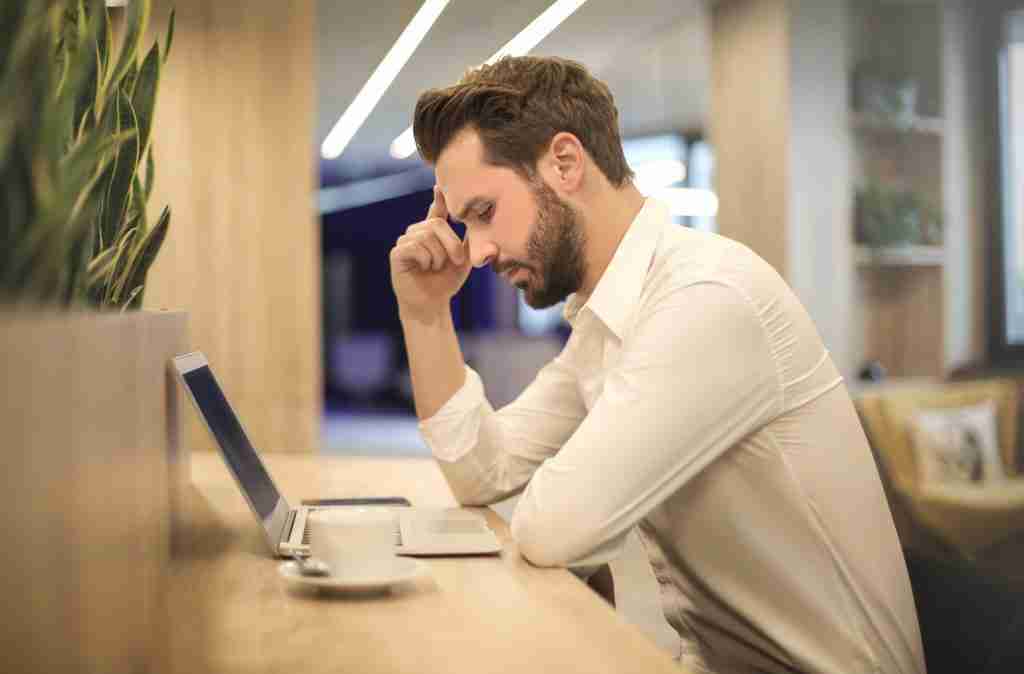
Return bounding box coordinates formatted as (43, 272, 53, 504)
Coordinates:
(427, 186, 449, 221)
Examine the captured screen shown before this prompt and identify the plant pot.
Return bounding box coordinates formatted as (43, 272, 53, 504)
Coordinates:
(0, 309, 188, 674)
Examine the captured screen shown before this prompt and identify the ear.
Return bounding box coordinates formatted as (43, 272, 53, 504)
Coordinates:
(544, 132, 585, 193)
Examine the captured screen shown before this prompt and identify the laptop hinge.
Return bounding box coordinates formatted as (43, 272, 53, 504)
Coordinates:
(281, 509, 297, 548)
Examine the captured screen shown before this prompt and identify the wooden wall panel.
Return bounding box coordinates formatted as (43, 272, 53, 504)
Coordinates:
(711, 0, 790, 276)
(859, 267, 945, 377)
(712, 0, 856, 378)
(144, 1, 321, 453)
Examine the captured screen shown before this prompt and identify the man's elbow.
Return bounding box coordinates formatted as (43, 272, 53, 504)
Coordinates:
(448, 481, 498, 508)
(510, 511, 577, 567)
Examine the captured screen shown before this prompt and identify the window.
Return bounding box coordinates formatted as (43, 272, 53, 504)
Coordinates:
(999, 11, 1024, 347)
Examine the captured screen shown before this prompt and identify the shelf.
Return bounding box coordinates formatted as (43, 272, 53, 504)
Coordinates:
(855, 245, 944, 267)
(851, 112, 945, 136)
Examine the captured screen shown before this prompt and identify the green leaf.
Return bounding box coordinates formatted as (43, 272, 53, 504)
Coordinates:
(105, 224, 139, 304)
(105, 0, 150, 97)
(163, 8, 175, 64)
(98, 90, 140, 249)
(63, 132, 124, 224)
(83, 128, 136, 252)
(71, 3, 103, 135)
(0, 109, 14, 165)
(86, 243, 118, 284)
(131, 173, 148, 229)
(0, 1, 30, 76)
(144, 146, 154, 198)
(64, 210, 97, 305)
(13, 136, 112, 301)
(122, 285, 144, 311)
(119, 204, 169, 309)
(120, 59, 139, 99)
(132, 41, 160, 155)
(93, 1, 112, 118)
(75, 103, 93, 140)
(53, 2, 82, 100)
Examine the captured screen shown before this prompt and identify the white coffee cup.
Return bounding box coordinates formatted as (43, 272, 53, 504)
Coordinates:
(307, 508, 396, 577)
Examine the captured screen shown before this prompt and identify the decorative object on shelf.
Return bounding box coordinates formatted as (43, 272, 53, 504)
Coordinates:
(1, 0, 175, 310)
(858, 360, 889, 384)
(856, 181, 942, 248)
(853, 62, 919, 131)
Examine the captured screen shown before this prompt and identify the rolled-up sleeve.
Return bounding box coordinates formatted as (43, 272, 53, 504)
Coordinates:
(511, 281, 784, 568)
(419, 351, 587, 507)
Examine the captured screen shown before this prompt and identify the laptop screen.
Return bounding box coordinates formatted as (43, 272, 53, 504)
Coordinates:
(182, 366, 280, 519)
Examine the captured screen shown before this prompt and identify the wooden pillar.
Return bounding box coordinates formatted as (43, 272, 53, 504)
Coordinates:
(145, 1, 321, 453)
(711, 0, 854, 378)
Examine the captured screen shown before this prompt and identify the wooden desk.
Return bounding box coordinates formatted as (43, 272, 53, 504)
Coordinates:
(171, 451, 681, 674)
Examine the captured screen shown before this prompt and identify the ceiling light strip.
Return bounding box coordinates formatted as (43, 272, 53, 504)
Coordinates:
(322, 0, 450, 160)
(390, 0, 589, 159)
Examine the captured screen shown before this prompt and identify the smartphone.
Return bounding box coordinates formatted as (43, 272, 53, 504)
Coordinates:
(301, 497, 411, 507)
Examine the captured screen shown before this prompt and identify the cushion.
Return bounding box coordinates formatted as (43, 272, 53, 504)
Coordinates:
(910, 401, 1005, 486)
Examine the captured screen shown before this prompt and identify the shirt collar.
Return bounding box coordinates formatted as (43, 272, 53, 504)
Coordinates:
(563, 198, 667, 339)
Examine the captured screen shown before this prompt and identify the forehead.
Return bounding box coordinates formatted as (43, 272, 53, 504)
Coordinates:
(435, 129, 524, 216)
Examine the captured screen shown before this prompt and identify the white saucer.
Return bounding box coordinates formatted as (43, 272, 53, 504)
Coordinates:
(279, 557, 426, 593)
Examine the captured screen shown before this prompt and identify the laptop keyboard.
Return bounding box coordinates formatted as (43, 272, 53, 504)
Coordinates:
(301, 508, 403, 546)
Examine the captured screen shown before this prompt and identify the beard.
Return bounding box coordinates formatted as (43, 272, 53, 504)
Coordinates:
(502, 176, 587, 309)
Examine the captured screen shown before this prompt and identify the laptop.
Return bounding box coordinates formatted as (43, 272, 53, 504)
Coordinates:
(172, 351, 501, 558)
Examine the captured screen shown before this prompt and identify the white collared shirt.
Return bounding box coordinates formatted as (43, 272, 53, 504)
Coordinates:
(419, 199, 925, 674)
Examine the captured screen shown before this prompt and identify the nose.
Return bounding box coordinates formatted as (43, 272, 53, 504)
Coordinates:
(466, 231, 498, 269)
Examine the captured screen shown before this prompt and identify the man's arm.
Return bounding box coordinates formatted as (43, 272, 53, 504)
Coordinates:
(510, 281, 784, 567)
(390, 187, 473, 420)
(391, 188, 589, 509)
(420, 351, 588, 507)
(400, 307, 466, 420)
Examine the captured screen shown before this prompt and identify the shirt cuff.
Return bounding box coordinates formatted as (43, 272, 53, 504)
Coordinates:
(418, 365, 487, 462)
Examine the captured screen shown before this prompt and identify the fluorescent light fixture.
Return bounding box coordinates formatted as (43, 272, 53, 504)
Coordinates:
(106, 0, 129, 6)
(322, 0, 450, 160)
(390, 127, 417, 160)
(485, 0, 588, 64)
(655, 187, 720, 218)
(632, 159, 687, 194)
(390, 0, 589, 159)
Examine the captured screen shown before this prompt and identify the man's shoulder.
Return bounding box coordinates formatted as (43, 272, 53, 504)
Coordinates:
(646, 227, 769, 297)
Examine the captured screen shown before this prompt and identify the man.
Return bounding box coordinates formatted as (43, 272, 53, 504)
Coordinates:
(389, 55, 925, 674)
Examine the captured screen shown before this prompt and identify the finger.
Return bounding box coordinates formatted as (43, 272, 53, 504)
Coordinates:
(391, 241, 432, 272)
(425, 219, 466, 265)
(405, 217, 445, 236)
(415, 233, 448, 271)
(426, 186, 449, 221)
(397, 231, 446, 270)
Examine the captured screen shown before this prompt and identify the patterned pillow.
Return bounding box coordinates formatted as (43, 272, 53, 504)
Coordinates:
(910, 401, 1005, 485)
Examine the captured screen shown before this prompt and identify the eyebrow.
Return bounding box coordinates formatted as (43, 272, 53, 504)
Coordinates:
(454, 196, 491, 223)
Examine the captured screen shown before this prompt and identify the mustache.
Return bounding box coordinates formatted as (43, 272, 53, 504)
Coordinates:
(493, 260, 535, 275)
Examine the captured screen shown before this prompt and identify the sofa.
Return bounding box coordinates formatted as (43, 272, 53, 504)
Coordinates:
(855, 379, 1024, 674)
(856, 378, 1024, 560)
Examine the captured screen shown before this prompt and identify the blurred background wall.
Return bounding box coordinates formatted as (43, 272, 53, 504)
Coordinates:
(129, 0, 1014, 457)
(145, 0, 322, 454)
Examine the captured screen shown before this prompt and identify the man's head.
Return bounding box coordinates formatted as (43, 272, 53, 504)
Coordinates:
(413, 56, 633, 308)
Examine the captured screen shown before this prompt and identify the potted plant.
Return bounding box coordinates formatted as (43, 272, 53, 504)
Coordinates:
(856, 180, 943, 248)
(0, 3, 188, 672)
(2, 0, 174, 308)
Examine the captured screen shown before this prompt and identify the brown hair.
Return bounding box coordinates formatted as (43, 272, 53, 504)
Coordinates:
(413, 56, 634, 187)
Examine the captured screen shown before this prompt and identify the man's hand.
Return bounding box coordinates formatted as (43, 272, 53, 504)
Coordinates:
(390, 187, 472, 323)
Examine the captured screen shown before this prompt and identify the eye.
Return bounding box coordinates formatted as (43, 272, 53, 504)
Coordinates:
(479, 204, 494, 222)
